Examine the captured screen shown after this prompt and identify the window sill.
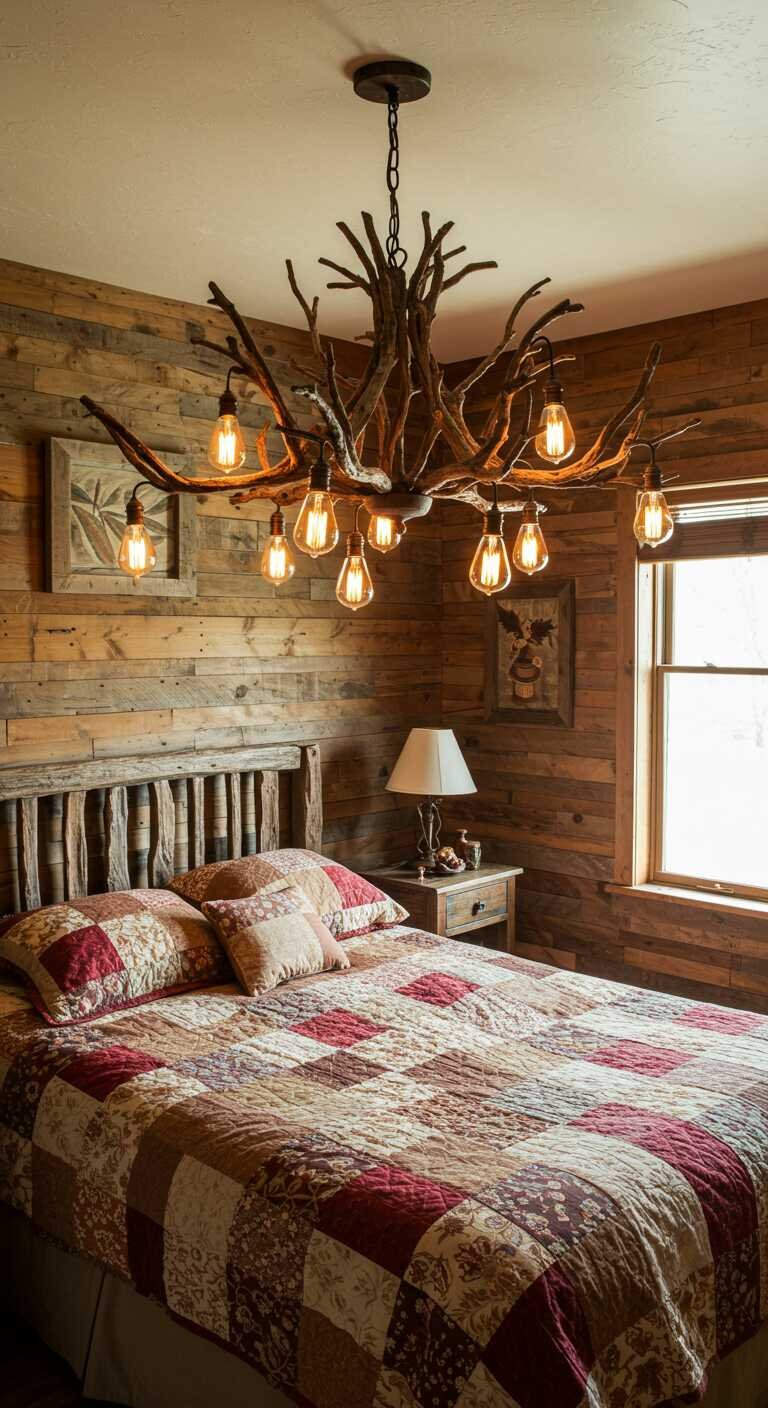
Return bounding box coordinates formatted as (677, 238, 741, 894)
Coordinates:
(605, 882, 768, 922)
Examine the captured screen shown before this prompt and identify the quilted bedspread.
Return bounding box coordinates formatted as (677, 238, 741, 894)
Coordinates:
(2, 924, 768, 1408)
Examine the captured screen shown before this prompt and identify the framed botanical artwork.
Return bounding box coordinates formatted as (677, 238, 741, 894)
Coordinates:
(45, 438, 197, 597)
(484, 577, 575, 726)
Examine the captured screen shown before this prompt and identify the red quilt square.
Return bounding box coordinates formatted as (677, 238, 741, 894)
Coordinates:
(61, 1044, 166, 1102)
(321, 864, 384, 909)
(319, 1163, 469, 1277)
(41, 924, 124, 993)
(292, 1009, 387, 1048)
(127, 1206, 165, 1299)
(485, 1262, 593, 1408)
(573, 1103, 757, 1260)
(397, 972, 479, 1007)
(583, 1039, 692, 1077)
(674, 1004, 766, 1036)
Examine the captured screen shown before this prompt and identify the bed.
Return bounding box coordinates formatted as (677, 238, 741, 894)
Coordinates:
(2, 744, 768, 1408)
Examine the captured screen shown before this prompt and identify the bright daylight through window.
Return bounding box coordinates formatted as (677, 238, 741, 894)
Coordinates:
(654, 556, 768, 899)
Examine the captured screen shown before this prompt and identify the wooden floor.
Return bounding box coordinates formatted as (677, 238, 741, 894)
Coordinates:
(0, 1318, 118, 1408)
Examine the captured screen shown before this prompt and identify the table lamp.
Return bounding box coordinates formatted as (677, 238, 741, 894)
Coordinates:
(386, 727, 476, 871)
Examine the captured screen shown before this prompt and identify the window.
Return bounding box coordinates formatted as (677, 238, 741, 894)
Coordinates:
(652, 555, 768, 900)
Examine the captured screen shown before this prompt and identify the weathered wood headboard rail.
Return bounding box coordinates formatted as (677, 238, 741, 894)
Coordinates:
(0, 743, 322, 914)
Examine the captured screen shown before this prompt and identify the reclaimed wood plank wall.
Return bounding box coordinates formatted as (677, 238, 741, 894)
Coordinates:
(442, 295, 768, 1012)
(0, 257, 441, 877)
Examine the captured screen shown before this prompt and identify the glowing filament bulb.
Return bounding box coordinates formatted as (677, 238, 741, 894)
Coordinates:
(208, 378, 246, 472)
(367, 514, 405, 554)
(535, 399, 575, 465)
(208, 413, 247, 471)
(117, 488, 156, 582)
(512, 501, 549, 576)
(294, 490, 338, 557)
(293, 452, 339, 558)
(260, 508, 295, 587)
(633, 488, 673, 547)
(469, 533, 511, 596)
(336, 532, 374, 610)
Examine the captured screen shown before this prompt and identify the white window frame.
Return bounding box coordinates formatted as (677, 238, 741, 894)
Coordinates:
(650, 559, 768, 903)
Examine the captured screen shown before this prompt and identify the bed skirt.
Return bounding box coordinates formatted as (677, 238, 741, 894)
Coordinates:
(3, 1204, 768, 1408)
(1, 1205, 292, 1408)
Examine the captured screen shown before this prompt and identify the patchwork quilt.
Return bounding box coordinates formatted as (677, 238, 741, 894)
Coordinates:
(2, 924, 768, 1408)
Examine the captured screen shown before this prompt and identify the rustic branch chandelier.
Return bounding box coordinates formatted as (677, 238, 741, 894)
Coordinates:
(81, 59, 700, 604)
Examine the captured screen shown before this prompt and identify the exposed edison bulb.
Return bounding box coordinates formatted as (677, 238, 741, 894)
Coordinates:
(469, 532, 512, 596)
(336, 532, 374, 610)
(367, 514, 405, 554)
(293, 490, 339, 557)
(513, 502, 549, 576)
(535, 399, 576, 464)
(634, 488, 674, 547)
(208, 413, 247, 472)
(117, 489, 156, 582)
(260, 508, 295, 587)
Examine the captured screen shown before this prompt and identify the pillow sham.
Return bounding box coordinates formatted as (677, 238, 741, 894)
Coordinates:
(170, 848, 408, 939)
(203, 886, 349, 996)
(0, 889, 229, 1026)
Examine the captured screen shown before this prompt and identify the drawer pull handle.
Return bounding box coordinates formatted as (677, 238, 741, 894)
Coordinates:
(472, 900, 487, 915)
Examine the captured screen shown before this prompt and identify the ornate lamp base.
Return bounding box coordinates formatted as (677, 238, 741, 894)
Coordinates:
(411, 796, 442, 871)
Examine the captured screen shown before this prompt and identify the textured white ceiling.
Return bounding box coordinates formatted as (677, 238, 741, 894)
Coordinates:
(1, 0, 766, 358)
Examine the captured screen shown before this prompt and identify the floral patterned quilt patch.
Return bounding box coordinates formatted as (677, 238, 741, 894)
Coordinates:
(2, 925, 768, 1407)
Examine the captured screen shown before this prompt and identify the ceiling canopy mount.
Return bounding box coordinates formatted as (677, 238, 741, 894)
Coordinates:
(352, 60, 432, 105)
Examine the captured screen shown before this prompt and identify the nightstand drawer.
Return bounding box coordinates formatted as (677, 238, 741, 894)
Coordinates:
(445, 880, 507, 933)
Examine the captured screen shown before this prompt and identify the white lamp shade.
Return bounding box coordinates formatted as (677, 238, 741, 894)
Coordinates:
(386, 728, 476, 797)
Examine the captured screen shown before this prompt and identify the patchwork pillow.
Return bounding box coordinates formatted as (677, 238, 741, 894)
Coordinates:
(170, 848, 408, 939)
(0, 889, 229, 1026)
(203, 886, 350, 996)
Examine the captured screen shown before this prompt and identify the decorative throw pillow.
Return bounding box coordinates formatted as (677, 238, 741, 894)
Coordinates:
(0, 889, 229, 1026)
(171, 848, 408, 939)
(203, 886, 350, 996)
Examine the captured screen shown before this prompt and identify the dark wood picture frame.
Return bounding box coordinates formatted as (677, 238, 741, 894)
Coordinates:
(484, 577, 575, 727)
(46, 437, 197, 597)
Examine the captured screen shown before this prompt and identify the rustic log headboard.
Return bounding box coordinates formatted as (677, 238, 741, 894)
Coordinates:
(0, 743, 322, 915)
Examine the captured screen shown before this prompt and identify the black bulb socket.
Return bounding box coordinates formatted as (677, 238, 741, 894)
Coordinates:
(543, 378, 565, 407)
(309, 456, 332, 493)
(125, 490, 145, 527)
(218, 387, 238, 419)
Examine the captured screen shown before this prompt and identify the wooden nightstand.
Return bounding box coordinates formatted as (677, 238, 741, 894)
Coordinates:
(361, 863, 523, 953)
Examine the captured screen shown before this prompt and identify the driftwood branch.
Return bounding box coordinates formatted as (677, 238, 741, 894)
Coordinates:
(76, 211, 695, 529)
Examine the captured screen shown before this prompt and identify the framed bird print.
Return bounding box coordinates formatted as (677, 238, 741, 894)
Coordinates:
(484, 577, 575, 726)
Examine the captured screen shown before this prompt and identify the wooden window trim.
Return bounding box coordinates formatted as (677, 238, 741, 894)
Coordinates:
(605, 881, 768, 922)
(614, 493, 654, 886)
(615, 509, 768, 902)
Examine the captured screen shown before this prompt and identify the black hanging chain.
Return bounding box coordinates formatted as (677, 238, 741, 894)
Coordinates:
(385, 87, 407, 270)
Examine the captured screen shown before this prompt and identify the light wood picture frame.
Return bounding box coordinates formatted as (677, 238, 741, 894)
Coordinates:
(485, 577, 575, 727)
(46, 437, 197, 597)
